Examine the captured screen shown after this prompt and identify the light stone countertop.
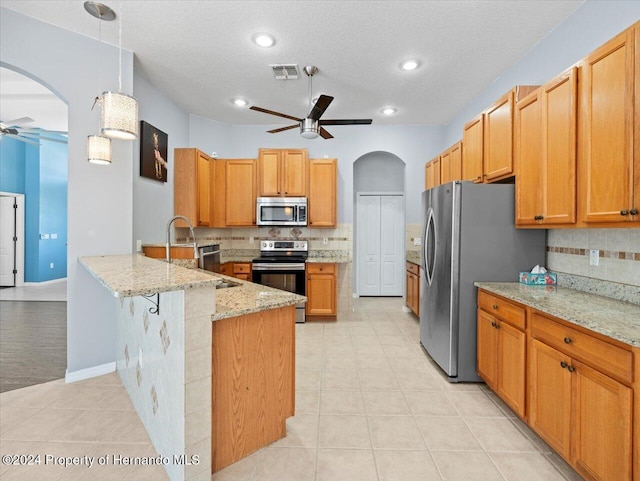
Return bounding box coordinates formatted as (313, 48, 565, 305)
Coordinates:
(306, 255, 351, 264)
(79, 254, 221, 297)
(406, 251, 420, 265)
(475, 282, 640, 347)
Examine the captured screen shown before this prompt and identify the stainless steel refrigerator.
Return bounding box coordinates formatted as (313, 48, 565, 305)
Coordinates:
(420, 181, 545, 382)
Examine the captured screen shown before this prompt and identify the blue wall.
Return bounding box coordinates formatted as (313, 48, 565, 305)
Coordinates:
(0, 136, 67, 282)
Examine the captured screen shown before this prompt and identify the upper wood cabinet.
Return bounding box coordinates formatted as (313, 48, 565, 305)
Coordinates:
(440, 149, 452, 184)
(174, 148, 214, 227)
(225, 159, 256, 226)
(308, 158, 337, 228)
(257, 149, 308, 197)
(440, 141, 463, 184)
(425, 156, 441, 190)
(462, 114, 484, 183)
(578, 24, 639, 224)
(516, 68, 577, 227)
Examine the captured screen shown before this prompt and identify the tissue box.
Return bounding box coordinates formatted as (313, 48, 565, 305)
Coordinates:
(519, 271, 557, 285)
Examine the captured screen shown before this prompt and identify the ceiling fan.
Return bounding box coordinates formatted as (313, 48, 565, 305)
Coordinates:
(0, 117, 68, 145)
(250, 65, 372, 139)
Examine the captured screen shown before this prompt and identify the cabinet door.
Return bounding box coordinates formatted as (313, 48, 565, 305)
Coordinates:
(196, 151, 211, 226)
(477, 310, 499, 389)
(226, 159, 256, 226)
(282, 150, 307, 197)
(543, 68, 577, 225)
(497, 321, 526, 418)
(406, 270, 414, 313)
(308, 159, 337, 227)
(440, 151, 451, 184)
(257, 150, 281, 196)
(572, 360, 632, 481)
(484, 90, 515, 181)
(450, 142, 462, 181)
(579, 28, 636, 223)
(306, 273, 336, 316)
(432, 157, 441, 186)
(411, 272, 420, 316)
(515, 89, 543, 226)
(462, 114, 484, 182)
(425, 159, 435, 190)
(529, 339, 572, 458)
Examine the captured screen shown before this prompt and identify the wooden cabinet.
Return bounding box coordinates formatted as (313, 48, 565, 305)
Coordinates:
(476, 291, 526, 417)
(529, 311, 634, 481)
(484, 89, 517, 181)
(438, 142, 462, 184)
(462, 114, 484, 182)
(211, 305, 295, 472)
(308, 159, 337, 228)
(142, 245, 194, 260)
(305, 263, 337, 317)
(425, 156, 441, 190)
(225, 159, 256, 226)
(174, 148, 214, 227)
(516, 68, 577, 226)
(219, 262, 232, 276)
(439, 149, 452, 184)
(257, 149, 308, 197)
(232, 262, 251, 281)
(578, 24, 639, 224)
(405, 261, 419, 317)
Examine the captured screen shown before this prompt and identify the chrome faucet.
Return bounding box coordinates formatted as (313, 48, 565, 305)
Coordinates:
(166, 215, 199, 263)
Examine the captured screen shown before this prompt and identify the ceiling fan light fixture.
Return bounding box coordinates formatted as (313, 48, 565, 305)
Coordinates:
(87, 134, 112, 164)
(100, 91, 138, 140)
(252, 33, 275, 48)
(300, 118, 319, 139)
(400, 59, 420, 71)
(381, 107, 397, 116)
(233, 98, 249, 107)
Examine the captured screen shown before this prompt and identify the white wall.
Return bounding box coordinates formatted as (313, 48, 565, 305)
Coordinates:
(1, 8, 134, 373)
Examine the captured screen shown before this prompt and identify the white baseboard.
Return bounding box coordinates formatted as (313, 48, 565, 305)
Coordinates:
(352, 293, 359, 298)
(25, 278, 67, 286)
(65, 362, 116, 383)
(401, 306, 411, 313)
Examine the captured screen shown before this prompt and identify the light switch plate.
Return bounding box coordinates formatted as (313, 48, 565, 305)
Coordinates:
(589, 249, 599, 266)
(413, 237, 422, 246)
(136, 240, 142, 252)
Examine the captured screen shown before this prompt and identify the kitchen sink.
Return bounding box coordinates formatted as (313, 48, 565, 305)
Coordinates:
(215, 280, 241, 289)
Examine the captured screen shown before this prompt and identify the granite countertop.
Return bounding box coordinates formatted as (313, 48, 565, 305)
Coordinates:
(475, 282, 640, 347)
(406, 251, 420, 265)
(79, 254, 221, 297)
(307, 255, 351, 264)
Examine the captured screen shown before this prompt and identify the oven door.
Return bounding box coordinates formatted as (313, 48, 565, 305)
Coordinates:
(252, 263, 306, 322)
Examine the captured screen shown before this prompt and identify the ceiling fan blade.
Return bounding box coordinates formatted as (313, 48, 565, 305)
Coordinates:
(36, 136, 68, 144)
(307, 95, 334, 121)
(3, 133, 39, 145)
(250, 106, 301, 122)
(20, 128, 68, 135)
(319, 119, 373, 125)
(319, 127, 334, 139)
(267, 124, 299, 134)
(1, 117, 35, 127)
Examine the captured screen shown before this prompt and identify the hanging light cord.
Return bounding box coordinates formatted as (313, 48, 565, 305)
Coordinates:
(308, 72, 313, 111)
(118, 2, 122, 93)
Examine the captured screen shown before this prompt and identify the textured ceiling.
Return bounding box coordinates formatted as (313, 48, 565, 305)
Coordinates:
(1, 0, 583, 128)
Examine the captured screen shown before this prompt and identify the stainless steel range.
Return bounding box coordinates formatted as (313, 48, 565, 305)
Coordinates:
(252, 240, 308, 323)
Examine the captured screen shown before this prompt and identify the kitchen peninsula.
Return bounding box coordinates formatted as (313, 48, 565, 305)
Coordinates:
(79, 254, 304, 481)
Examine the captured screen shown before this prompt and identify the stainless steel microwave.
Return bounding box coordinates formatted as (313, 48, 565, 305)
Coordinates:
(256, 197, 307, 226)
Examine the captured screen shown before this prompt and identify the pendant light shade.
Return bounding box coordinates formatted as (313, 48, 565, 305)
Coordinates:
(87, 134, 112, 164)
(100, 91, 138, 140)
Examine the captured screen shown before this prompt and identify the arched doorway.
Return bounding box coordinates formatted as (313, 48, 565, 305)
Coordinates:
(353, 151, 406, 297)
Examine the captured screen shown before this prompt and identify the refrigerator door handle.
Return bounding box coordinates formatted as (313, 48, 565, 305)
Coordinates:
(424, 207, 436, 286)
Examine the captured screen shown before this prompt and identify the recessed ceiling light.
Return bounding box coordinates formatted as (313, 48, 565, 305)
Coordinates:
(233, 98, 248, 107)
(400, 59, 420, 71)
(252, 33, 275, 48)
(381, 107, 397, 116)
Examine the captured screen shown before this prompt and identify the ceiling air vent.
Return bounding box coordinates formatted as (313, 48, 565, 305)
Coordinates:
(269, 64, 299, 80)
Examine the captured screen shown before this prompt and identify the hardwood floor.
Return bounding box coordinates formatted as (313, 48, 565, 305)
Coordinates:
(0, 301, 66, 393)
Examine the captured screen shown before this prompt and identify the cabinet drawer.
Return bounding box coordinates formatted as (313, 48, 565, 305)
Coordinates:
(530, 312, 633, 384)
(477, 291, 526, 330)
(406, 262, 419, 276)
(307, 263, 335, 274)
(233, 263, 251, 274)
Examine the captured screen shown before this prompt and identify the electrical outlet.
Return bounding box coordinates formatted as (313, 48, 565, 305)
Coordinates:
(50, 263, 54, 269)
(323, 237, 328, 245)
(51, 233, 58, 239)
(40, 234, 49, 240)
(589, 249, 599, 266)
(413, 237, 422, 246)
(136, 240, 142, 252)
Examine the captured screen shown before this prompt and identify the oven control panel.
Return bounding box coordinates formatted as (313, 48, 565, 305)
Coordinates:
(260, 240, 308, 252)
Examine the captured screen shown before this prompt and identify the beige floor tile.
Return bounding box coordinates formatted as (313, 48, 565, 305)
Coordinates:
(368, 415, 426, 450)
(0, 440, 44, 476)
(544, 452, 585, 481)
(404, 390, 458, 416)
(465, 418, 538, 452)
(358, 370, 401, 391)
(446, 391, 506, 417)
(362, 390, 410, 415)
(252, 447, 316, 481)
(489, 452, 567, 481)
(484, 390, 518, 418)
(316, 448, 378, 481)
(349, 325, 377, 337)
(296, 354, 323, 372)
(75, 372, 123, 386)
(122, 463, 171, 480)
(296, 370, 322, 391)
(210, 449, 260, 481)
(62, 442, 158, 481)
(374, 450, 442, 481)
(508, 416, 554, 454)
(271, 414, 319, 448)
(432, 451, 504, 481)
(48, 384, 135, 411)
(395, 369, 442, 391)
(0, 406, 44, 435)
(0, 379, 66, 409)
(100, 411, 153, 444)
(414, 416, 483, 451)
(388, 356, 432, 372)
(322, 355, 357, 371)
(321, 370, 360, 390)
(356, 354, 393, 371)
(322, 343, 354, 358)
(377, 334, 408, 346)
(320, 390, 364, 414)
(318, 415, 371, 448)
(381, 343, 425, 359)
(295, 390, 320, 414)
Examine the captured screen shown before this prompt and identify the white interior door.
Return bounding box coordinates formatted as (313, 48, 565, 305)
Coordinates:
(0, 196, 17, 286)
(356, 194, 404, 296)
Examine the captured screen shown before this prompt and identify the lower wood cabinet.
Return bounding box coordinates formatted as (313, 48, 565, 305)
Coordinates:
(232, 262, 251, 281)
(142, 245, 194, 260)
(405, 261, 420, 317)
(305, 263, 336, 317)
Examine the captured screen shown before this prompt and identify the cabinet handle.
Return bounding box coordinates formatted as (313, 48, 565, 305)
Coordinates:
(620, 209, 629, 216)
(567, 365, 575, 373)
(492, 304, 498, 310)
(563, 337, 572, 344)
(475, 176, 481, 180)
(630, 208, 638, 215)
(560, 361, 568, 369)
(491, 321, 496, 327)
(534, 215, 544, 221)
